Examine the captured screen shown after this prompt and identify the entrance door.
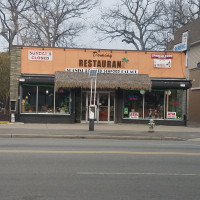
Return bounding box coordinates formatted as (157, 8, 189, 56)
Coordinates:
(98, 93, 108, 121)
(81, 91, 115, 123)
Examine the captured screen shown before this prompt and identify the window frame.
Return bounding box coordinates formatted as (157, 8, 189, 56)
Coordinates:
(20, 84, 71, 115)
(123, 89, 185, 120)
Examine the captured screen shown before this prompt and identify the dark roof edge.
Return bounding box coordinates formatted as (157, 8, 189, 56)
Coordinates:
(11, 45, 183, 54)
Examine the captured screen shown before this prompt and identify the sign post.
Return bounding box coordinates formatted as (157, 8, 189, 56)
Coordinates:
(89, 68, 98, 131)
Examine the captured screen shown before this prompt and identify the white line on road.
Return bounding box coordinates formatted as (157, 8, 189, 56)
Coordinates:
(77, 172, 200, 176)
(0, 150, 200, 155)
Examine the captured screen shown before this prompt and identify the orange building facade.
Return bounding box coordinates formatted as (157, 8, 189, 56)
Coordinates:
(10, 46, 191, 125)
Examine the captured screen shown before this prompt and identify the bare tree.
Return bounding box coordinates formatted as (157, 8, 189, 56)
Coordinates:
(188, 0, 200, 19)
(19, 0, 99, 47)
(0, 0, 29, 49)
(93, 0, 165, 50)
(163, 0, 200, 34)
(0, 52, 10, 114)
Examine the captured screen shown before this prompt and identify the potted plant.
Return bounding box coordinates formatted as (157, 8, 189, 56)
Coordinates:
(59, 105, 68, 114)
(24, 101, 31, 112)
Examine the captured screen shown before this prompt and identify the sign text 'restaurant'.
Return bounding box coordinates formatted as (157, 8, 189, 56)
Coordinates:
(79, 59, 122, 68)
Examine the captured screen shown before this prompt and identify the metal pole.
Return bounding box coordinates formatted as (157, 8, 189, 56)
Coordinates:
(90, 79, 93, 106)
(94, 78, 97, 105)
(89, 78, 94, 131)
(8, 29, 10, 55)
(166, 90, 169, 116)
(143, 94, 145, 119)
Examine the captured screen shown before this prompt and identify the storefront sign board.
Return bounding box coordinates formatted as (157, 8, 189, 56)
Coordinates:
(21, 47, 186, 78)
(167, 112, 176, 119)
(28, 50, 53, 61)
(154, 59, 171, 68)
(66, 68, 138, 74)
(129, 112, 139, 119)
(173, 31, 188, 52)
(151, 54, 173, 59)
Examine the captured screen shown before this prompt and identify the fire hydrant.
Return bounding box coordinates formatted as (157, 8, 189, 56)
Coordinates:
(148, 119, 155, 132)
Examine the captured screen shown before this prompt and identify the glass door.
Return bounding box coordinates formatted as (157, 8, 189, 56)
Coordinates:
(81, 91, 115, 123)
(98, 93, 109, 121)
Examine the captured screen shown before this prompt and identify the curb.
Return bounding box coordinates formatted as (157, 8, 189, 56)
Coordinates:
(0, 121, 9, 124)
(0, 134, 185, 141)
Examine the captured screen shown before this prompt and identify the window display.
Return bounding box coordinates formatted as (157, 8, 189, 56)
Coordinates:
(38, 86, 54, 113)
(123, 89, 184, 120)
(123, 90, 143, 119)
(21, 85, 37, 113)
(21, 85, 70, 114)
(144, 90, 164, 119)
(167, 90, 184, 120)
(55, 88, 70, 114)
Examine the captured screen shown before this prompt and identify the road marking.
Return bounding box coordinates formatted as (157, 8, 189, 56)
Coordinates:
(77, 172, 200, 176)
(0, 150, 200, 156)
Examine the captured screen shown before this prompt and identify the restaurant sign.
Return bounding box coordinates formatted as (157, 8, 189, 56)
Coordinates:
(152, 54, 172, 68)
(152, 54, 173, 59)
(28, 50, 53, 61)
(66, 68, 138, 74)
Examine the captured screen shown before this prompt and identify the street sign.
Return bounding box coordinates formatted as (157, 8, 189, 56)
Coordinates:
(173, 31, 188, 51)
(173, 43, 187, 51)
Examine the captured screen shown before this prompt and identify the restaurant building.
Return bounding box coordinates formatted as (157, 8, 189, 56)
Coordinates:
(10, 46, 191, 125)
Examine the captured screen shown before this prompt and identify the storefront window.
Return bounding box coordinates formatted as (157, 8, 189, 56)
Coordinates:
(110, 93, 115, 121)
(21, 85, 37, 113)
(38, 86, 54, 113)
(21, 85, 70, 114)
(81, 92, 86, 120)
(123, 89, 185, 121)
(144, 90, 164, 119)
(55, 88, 70, 114)
(166, 90, 184, 120)
(123, 90, 143, 119)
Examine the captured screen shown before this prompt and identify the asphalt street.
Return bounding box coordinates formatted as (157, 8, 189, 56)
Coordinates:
(0, 138, 200, 200)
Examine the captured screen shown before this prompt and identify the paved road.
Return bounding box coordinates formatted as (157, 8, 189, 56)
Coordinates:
(0, 138, 200, 200)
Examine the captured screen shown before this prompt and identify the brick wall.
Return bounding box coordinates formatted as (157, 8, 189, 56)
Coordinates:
(10, 46, 21, 114)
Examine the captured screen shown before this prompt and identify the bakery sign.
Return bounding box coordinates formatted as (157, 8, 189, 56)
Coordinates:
(28, 50, 53, 61)
(152, 54, 172, 68)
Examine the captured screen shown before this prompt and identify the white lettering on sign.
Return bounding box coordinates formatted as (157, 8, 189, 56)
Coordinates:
(151, 54, 173, 59)
(173, 43, 187, 51)
(28, 50, 53, 61)
(66, 68, 139, 74)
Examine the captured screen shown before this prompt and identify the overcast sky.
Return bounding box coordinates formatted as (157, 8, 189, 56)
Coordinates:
(0, 0, 134, 52)
(80, 0, 134, 50)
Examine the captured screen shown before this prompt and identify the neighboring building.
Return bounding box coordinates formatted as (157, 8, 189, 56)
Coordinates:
(10, 46, 191, 125)
(169, 18, 200, 124)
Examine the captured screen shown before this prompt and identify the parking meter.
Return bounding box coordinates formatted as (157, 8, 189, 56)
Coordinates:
(89, 105, 96, 131)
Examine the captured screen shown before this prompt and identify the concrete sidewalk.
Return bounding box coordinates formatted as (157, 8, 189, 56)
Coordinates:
(0, 122, 200, 141)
